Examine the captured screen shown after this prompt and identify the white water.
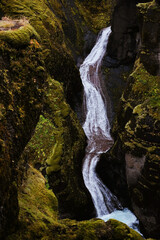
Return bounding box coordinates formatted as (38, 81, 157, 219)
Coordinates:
(80, 27, 141, 232)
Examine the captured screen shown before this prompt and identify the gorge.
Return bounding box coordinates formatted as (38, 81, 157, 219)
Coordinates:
(0, 0, 159, 240)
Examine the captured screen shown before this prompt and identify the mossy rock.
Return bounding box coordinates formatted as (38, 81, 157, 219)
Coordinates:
(105, 219, 144, 240)
(20, 75, 93, 219)
(6, 165, 59, 240)
(0, 34, 47, 238)
(0, 23, 40, 46)
(46, 141, 63, 174)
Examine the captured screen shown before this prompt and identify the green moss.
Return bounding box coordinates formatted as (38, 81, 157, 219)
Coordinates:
(46, 141, 62, 174)
(131, 61, 160, 118)
(6, 165, 59, 240)
(75, 0, 115, 33)
(0, 0, 75, 94)
(76, 219, 107, 240)
(21, 76, 70, 174)
(23, 115, 56, 168)
(0, 31, 47, 237)
(43, 77, 70, 174)
(0, 23, 40, 46)
(108, 219, 144, 240)
(131, 60, 160, 110)
(137, 0, 160, 15)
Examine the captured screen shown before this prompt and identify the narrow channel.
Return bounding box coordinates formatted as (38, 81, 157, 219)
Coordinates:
(80, 27, 140, 232)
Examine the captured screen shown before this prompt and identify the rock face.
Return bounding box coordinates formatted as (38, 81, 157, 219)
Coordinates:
(98, 1, 160, 238)
(107, 0, 138, 65)
(125, 153, 146, 187)
(137, 1, 160, 75)
(0, 24, 47, 237)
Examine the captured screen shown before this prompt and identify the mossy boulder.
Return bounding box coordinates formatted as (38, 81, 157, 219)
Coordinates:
(5, 168, 144, 240)
(6, 165, 59, 240)
(0, 0, 82, 106)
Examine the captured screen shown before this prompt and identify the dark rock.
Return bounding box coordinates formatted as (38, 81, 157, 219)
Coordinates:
(137, 1, 160, 75)
(107, 0, 139, 65)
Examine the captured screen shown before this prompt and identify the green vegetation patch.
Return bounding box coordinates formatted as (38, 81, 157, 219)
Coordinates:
(0, 23, 40, 46)
(25, 115, 56, 168)
(6, 165, 59, 240)
(131, 59, 160, 111)
(137, 0, 160, 16)
(22, 76, 70, 174)
(75, 0, 115, 33)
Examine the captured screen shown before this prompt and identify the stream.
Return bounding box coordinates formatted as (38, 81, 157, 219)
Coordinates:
(80, 27, 140, 232)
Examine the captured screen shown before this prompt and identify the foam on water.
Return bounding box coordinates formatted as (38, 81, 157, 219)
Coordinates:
(100, 208, 140, 233)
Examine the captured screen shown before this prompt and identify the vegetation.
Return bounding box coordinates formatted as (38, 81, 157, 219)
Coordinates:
(0, 0, 159, 239)
(0, 23, 40, 46)
(131, 59, 160, 111)
(6, 165, 144, 240)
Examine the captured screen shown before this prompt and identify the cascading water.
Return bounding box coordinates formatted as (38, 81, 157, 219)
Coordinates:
(80, 27, 122, 216)
(80, 27, 141, 232)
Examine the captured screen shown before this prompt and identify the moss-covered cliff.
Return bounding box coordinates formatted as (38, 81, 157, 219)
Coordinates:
(0, 23, 47, 237)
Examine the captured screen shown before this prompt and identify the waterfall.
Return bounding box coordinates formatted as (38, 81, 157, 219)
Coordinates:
(80, 27, 122, 216)
(80, 27, 141, 232)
